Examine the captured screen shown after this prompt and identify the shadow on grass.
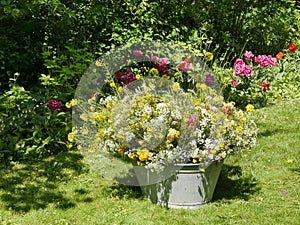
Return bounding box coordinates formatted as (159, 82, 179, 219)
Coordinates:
(0, 150, 88, 213)
(213, 164, 260, 202)
(102, 164, 260, 203)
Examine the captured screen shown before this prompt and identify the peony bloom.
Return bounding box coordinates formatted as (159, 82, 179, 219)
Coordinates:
(255, 55, 278, 68)
(133, 50, 143, 56)
(243, 51, 254, 61)
(48, 99, 62, 111)
(231, 80, 238, 87)
(288, 43, 297, 52)
(276, 52, 284, 60)
(243, 65, 254, 77)
(234, 58, 246, 76)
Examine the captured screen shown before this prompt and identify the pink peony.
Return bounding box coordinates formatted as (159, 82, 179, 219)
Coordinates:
(244, 65, 254, 77)
(243, 51, 254, 61)
(234, 59, 246, 76)
(255, 55, 278, 68)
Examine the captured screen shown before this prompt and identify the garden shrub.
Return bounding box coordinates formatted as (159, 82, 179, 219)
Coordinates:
(0, 77, 72, 164)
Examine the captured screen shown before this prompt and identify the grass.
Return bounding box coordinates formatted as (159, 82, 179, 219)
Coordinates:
(0, 99, 299, 225)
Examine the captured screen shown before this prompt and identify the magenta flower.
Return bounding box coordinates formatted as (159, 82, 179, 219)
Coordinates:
(244, 65, 254, 77)
(234, 59, 246, 76)
(159, 58, 170, 66)
(149, 54, 159, 61)
(255, 55, 278, 68)
(243, 51, 254, 61)
(178, 61, 191, 71)
(231, 80, 238, 87)
(48, 99, 62, 111)
(133, 50, 143, 56)
(260, 81, 267, 87)
(120, 69, 136, 83)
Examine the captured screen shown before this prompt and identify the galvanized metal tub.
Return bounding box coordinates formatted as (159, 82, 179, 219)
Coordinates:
(135, 160, 223, 209)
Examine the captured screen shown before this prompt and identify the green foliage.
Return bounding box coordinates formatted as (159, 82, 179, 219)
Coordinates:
(0, 78, 72, 164)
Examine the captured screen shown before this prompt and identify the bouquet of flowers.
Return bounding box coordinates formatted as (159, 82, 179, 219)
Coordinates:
(71, 42, 257, 172)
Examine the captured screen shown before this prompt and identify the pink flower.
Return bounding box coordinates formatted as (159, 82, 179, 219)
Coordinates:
(231, 80, 238, 87)
(159, 58, 170, 66)
(133, 50, 143, 56)
(260, 81, 267, 87)
(255, 55, 278, 68)
(244, 65, 254, 77)
(234, 59, 246, 76)
(187, 116, 198, 127)
(243, 51, 254, 61)
(178, 61, 191, 71)
(48, 99, 62, 111)
(149, 54, 159, 61)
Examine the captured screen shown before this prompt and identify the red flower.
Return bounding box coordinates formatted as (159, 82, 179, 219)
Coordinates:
(288, 43, 297, 52)
(184, 58, 191, 63)
(276, 52, 284, 60)
(264, 83, 270, 91)
(116, 71, 124, 81)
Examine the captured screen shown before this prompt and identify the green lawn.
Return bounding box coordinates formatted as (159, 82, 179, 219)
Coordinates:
(0, 100, 299, 225)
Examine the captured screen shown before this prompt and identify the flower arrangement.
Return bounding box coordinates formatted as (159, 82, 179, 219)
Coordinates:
(71, 43, 257, 172)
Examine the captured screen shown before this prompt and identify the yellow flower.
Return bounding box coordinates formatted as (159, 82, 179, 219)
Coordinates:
(287, 159, 293, 164)
(138, 149, 149, 161)
(68, 132, 75, 142)
(109, 82, 116, 88)
(118, 86, 123, 93)
(204, 52, 214, 61)
(80, 113, 88, 122)
(66, 99, 77, 109)
(95, 60, 102, 67)
(224, 77, 231, 83)
(192, 159, 197, 163)
(172, 82, 180, 90)
(135, 74, 141, 80)
(128, 153, 134, 159)
(82, 127, 89, 135)
(66, 143, 73, 149)
(149, 68, 159, 76)
(245, 104, 255, 112)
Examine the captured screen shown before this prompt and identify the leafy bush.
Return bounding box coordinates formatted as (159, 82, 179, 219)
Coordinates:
(0, 78, 72, 164)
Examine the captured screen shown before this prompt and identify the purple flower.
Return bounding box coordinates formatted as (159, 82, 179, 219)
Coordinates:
(243, 51, 254, 61)
(140, 67, 146, 73)
(205, 74, 216, 86)
(133, 50, 143, 56)
(48, 99, 62, 111)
